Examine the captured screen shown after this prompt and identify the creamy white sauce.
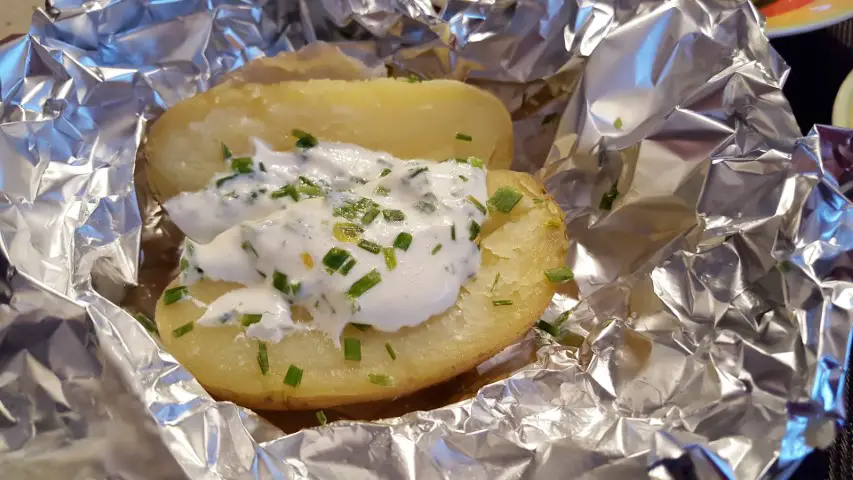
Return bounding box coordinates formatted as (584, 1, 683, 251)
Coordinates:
(165, 140, 488, 345)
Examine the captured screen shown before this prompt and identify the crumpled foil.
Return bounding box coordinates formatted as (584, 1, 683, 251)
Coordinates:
(0, 0, 850, 479)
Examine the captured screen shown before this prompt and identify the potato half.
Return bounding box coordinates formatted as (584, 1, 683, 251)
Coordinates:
(154, 171, 567, 410)
(145, 78, 514, 199)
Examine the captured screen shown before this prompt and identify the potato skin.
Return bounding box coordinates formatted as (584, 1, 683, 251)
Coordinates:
(154, 170, 567, 410)
(144, 78, 514, 200)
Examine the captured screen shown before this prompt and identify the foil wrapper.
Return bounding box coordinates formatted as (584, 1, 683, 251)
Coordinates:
(1, 1, 850, 479)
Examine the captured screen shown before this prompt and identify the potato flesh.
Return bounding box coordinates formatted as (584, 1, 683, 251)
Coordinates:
(144, 78, 514, 199)
(154, 170, 567, 410)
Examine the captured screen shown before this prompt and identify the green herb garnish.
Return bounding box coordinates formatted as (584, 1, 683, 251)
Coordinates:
(451, 224, 456, 241)
(466, 195, 487, 215)
(222, 142, 233, 159)
(385, 342, 397, 360)
(163, 286, 188, 305)
(340, 258, 357, 275)
(134, 313, 159, 335)
(406, 74, 422, 83)
(292, 129, 318, 149)
(344, 337, 362, 361)
(374, 185, 390, 196)
(613, 117, 623, 129)
(408, 166, 429, 178)
(283, 365, 303, 387)
(172, 321, 194, 338)
(241, 240, 258, 256)
(368, 373, 395, 386)
(361, 208, 380, 225)
(231, 157, 253, 174)
(333, 222, 364, 242)
(358, 239, 382, 254)
(258, 342, 269, 375)
(488, 187, 524, 214)
(431, 244, 442, 255)
(492, 299, 513, 306)
(491, 273, 500, 292)
(316, 410, 328, 425)
(347, 270, 382, 298)
(544, 267, 574, 283)
(272, 271, 292, 294)
(469, 220, 481, 241)
(241, 314, 263, 327)
(458, 175, 469, 182)
(455, 132, 473, 142)
(599, 182, 619, 211)
(536, 320, 559, 336)
(383, 247, 396, 271)
(270, 184, 299, 201)
(394, 232, 412, 251)
(382, 209, 406, 222)
(322, 248, 352, 273)
(179, 257, 189, 271)
(351, 323, 371, 332)
(215, 173, 239, 188)
(380, 168, 392, 177)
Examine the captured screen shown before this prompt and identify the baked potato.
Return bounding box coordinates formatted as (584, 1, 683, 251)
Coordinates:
(154, 170, 568, 409)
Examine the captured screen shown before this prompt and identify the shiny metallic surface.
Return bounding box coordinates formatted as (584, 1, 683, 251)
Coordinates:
(0, 0, 850, 479)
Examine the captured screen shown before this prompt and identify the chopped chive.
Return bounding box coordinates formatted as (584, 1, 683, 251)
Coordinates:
(259, 163, 266, 172)
(408, 166, 429, 178)
(292, 129, 318, 149)
(347, 270, 382, 298)
(291, 281, 302, 295)
(542, 113, 559, 125)
(383, 247, 396, 271)
(374, 185, 390, 196)
(492, 299, 513, 306)
(431, 244, 442, 255)
(302, 252, 314, 269)
(469, 220, 481, 241)
(466, 195, 487, 215)
(468, 157, 484, 169)
(179, 257, 189, 271)
(258, 342, 269, 375)
(231, 157, 253, 174)
(361, 208, 380, 225)
(172, 321, 194, 338)
(297, 184, 323, 197)
(272, 271, 291, 294)
(283, 365, 303, 387)
(599, 182, 619, 211)
(415, 200, 437, 214)
(351, 323, 371, 331)
(163, 286, 188, 305)
(343, 337, 361, 361)
(316, 410, 328, 425)
(368, 373, 395, 386)
(544, 267, 574, 283)
(406, 74, 422, 83)
(222, 142, 233, 159)
(455, 132, 473, 142)
(241, 314, 263, 327)
(134, 313, 159, 335)
(270, 184, 299, 201)
(533, 197, 545, 204)
(394, 232, 412, 251)
(458, 175, 469, 182)
(380, 168, 392, 177)
(358, 239, 382, 254)
(488, 187, 524, 214)
(536, 320, 559, 336)
(382, 209, 406, 222)
(450, 224, 456, 241)
(333, 222, 364, 242)
(241, 240, 258, 256)
(491, 273, 500, 292)
(613, 117, 623, 129)
(322, 248, 351, 273)
(340, 258, 357, 275)
(215, 173, 239, 188)
(298, 176, 318, 188)
(384, 342, 397, 360)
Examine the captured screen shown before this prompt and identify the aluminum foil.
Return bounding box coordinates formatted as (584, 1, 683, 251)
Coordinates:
(0, 0, 850, 479)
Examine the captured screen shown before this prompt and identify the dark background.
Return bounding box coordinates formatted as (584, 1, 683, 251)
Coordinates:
(770, 21, 852, 480)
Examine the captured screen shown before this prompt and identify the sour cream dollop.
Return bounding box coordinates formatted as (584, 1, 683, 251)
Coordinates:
(164, 140, 489, 345)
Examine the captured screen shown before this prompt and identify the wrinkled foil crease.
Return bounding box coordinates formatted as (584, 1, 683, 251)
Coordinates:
(0, 0, 849, 479)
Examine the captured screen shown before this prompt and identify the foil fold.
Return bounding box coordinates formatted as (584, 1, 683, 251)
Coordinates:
(1, 1, 851, 479)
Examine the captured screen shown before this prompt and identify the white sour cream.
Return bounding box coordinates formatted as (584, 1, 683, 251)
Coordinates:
(165, 140, 488, 345)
